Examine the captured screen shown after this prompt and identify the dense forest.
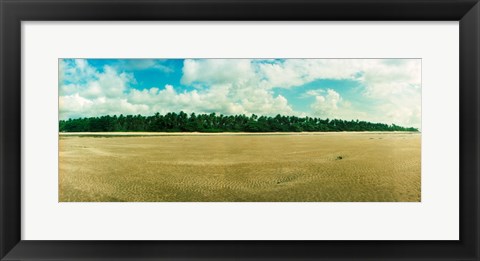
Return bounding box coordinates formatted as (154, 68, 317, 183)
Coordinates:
(59, 112, 419, 132)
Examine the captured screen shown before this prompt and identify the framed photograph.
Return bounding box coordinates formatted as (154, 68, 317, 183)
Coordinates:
(1, 0, 478, 260)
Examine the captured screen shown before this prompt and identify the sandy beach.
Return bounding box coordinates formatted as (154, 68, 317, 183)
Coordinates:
(59, 132, 421, 202)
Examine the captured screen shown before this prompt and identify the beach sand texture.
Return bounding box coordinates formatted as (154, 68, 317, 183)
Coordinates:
(59, 132, 421, 202)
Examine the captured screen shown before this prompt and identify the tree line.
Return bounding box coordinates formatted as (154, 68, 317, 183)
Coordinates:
(59, 112, 418, 132)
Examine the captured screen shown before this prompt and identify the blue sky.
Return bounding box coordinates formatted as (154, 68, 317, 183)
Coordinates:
(59, 58, 421, 128)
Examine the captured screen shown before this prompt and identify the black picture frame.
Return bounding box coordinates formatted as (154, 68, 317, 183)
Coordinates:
(1, 0, 479, 260)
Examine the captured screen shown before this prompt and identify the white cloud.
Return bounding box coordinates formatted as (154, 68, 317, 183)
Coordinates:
(59, 60, 141, 119)
(308, 85, 420, 127)
(303, 89, 326, 98)
(59, 59, 97, 84)
(177, 59, 294, 115)
(311, 89, 344, 118)
(59, 93, 93, 115)
(356, 59, 421, 98)
(258, 59, 357, 88)
(126, 84, 293, 117)
(181, 59, 254, 86)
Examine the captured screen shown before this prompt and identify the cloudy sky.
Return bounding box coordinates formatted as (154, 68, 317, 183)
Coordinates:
(59, 58, 421, 128)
